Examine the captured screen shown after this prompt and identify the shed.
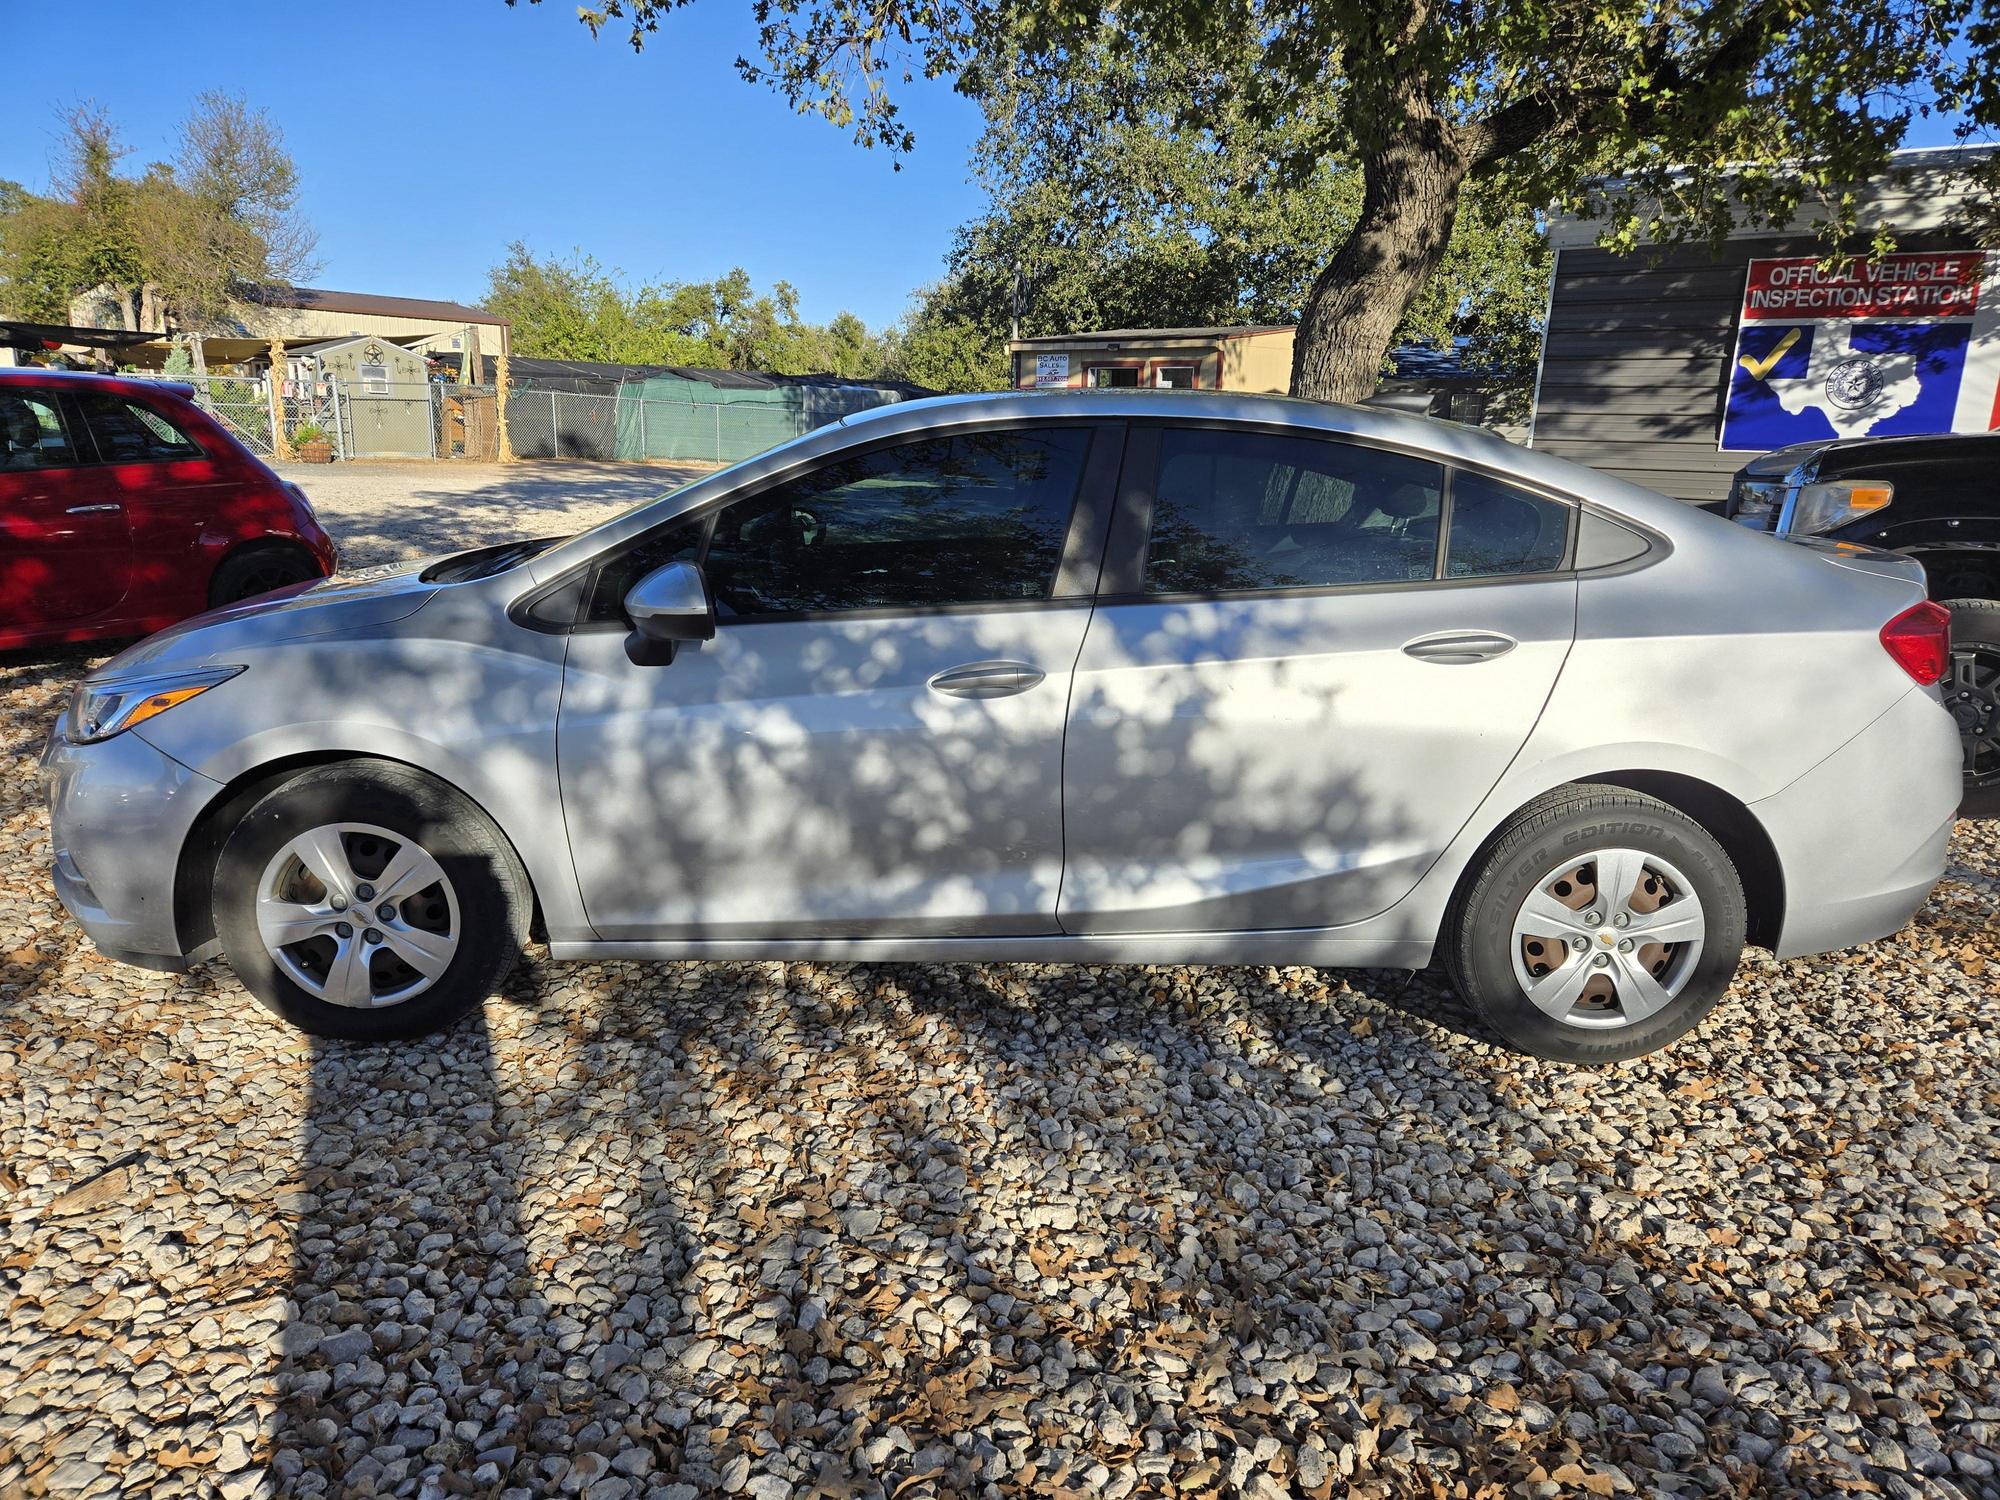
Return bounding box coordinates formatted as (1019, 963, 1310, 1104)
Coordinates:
(291, 336, 434, 458)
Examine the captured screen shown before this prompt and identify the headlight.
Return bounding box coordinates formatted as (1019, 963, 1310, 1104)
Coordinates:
(1786, 479, 1894, 536)
(67, 667, 243, 744)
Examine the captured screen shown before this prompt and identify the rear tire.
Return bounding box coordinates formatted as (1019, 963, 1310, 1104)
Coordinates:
(1445, 785, 1746, 1064)
(212, 761, 529, 1041)
(1942, 598, 2000, 819)
(209, 543, 324, 607)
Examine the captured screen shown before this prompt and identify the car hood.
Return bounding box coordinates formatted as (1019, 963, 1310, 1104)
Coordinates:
(91, 565, 440, 680)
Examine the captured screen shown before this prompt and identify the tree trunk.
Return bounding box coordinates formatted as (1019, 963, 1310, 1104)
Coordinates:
(1290, 122, 1469, 404)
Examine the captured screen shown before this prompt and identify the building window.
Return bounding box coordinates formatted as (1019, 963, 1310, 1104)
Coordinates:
(359, 361, 390, 395)
(1447, 390, 1488, 426)
(1155, 365, 1197, 390)
(1086, 366, 1142, 389)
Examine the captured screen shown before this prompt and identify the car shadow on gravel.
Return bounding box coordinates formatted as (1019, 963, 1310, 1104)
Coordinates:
(262, 949, 1536, 1498)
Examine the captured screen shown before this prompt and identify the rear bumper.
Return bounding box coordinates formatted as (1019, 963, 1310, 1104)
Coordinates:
(1752, 685, 1961, 959)
(41, 713, 224, 965)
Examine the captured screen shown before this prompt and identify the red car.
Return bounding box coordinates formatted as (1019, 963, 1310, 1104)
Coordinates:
(0, 369, 336, 651)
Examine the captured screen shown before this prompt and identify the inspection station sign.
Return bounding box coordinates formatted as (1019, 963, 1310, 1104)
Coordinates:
(1719, 250, 2000, 450)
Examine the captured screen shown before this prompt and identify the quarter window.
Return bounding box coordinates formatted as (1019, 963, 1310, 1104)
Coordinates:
(0, 390, 79, 470)
(1144, 429, 1443, 593)
(1445, 472, 1571, 578)
(70, 393, 203, 464)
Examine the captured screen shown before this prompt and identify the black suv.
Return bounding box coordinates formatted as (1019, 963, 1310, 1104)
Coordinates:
(1727, 432, 1999, 815)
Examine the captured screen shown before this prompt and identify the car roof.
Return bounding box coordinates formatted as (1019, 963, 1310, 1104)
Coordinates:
(0, 367, 195, 400)
(526, 387, 1697, 583)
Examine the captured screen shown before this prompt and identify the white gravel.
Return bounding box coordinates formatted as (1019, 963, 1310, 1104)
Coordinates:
(3, 467, 1999, 1499)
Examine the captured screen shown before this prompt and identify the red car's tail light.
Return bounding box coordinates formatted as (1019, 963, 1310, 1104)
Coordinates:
(1879, 600, 1952, 685)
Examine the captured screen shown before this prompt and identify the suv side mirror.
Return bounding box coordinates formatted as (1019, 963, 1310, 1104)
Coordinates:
(624, 560, 715, 646)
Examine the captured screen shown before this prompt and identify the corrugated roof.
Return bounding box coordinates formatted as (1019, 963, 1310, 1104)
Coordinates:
(1010, 324, 1292, 346)
(242, 284, 509, 326)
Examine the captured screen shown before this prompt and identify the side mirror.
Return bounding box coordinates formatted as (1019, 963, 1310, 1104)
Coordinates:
(624, 560, 714, 647)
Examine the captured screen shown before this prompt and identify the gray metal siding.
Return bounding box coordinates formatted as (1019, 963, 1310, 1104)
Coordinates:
(1529, 234, 1957, 503)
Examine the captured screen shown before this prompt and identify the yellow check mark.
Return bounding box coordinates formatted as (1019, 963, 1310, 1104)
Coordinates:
(1739, 327, 1801, 382)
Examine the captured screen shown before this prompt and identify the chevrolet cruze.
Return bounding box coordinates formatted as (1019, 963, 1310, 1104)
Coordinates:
(41, 392, 1962, 1062)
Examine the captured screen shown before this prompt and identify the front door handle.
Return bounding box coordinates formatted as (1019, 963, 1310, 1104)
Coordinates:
(928, 660, 1047, 699)
(65, 503, 123, 515)
(1401, 629, 1518, 664)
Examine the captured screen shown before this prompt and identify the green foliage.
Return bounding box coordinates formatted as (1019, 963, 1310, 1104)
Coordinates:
(483, 244, 893, 377)
(161, 341, 194, 377)
(879, 295, 1012, 392)
(898, 27, 1547, 409)
(0, 97, 315, 333)
(290, 421, 328, 445)
(529, 0, 2000, 400)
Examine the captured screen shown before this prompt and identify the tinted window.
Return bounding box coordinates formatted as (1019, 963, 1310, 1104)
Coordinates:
(71, 392, 203, 464)
(1445, 472, 1571, 578)
(0, 390, 79, 471)
(1145, 429, 1443, 593)
(700, 427, 1091, 616)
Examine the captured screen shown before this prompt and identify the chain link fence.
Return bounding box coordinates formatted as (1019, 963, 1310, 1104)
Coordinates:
(123, 372, 881, 465)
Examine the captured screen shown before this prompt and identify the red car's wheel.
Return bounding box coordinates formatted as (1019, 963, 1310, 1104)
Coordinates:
(209, 544, 325, 607)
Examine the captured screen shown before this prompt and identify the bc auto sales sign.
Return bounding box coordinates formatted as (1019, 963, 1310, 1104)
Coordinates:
(1719, 250, 2000, 450)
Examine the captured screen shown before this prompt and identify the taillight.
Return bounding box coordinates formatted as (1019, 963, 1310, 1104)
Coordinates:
(1879, 601, 1952, 685)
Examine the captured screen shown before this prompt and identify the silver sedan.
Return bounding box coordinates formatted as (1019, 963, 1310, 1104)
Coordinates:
(42, 392, 1962, 1062)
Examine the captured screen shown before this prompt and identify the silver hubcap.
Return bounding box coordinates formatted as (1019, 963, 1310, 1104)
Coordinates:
(256, 822, 459, 1009)
(1509, 847, 1705, 1030)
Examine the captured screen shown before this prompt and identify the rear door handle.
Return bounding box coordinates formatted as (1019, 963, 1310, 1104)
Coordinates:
(1401, 630, 1518, 664)
(928, 660, 1047, 699)
(65, 503, 122, 515)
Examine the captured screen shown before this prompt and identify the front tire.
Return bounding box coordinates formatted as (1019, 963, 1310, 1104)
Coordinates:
(1942, 598, 2000, 819)
(212, 761, 529, 1041)
(1445, 786, 1746, 1064)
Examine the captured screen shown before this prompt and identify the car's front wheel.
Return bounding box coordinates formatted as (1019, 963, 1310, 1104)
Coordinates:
(212, 761, 530, 1040)
(1445, 786, 1747, 1063)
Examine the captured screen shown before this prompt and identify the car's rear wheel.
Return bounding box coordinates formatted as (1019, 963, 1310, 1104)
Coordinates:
(209, 543, 323, 607)
(1445, 786, 1746, 1063)
(212, 762, 529, 1040)
(1942, 598, 2000, 818)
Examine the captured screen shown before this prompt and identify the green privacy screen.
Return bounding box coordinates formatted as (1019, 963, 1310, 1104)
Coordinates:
(611, 374, 908, 463)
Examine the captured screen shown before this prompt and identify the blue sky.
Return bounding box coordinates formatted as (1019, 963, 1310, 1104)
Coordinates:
(2, 1, 987, 330)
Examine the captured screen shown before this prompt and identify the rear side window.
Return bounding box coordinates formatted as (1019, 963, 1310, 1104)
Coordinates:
(1145, 429, 1443, 592)
(1445, 472, 1571, 578)
(704, 427, 1092, 616)
(70, 392, 204, 464)
(0, 390, 79, 471)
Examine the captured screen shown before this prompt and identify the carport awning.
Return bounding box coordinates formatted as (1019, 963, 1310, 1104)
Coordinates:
(0, 320, 165, 351)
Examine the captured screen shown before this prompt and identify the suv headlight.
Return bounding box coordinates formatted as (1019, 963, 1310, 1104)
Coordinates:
(67, 667, 243, 744)
(1786, 479, 1894, 536)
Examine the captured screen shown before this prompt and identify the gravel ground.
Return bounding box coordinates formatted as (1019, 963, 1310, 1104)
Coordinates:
(274, 459, 711, 569)
(4, 471, 2000, 1499)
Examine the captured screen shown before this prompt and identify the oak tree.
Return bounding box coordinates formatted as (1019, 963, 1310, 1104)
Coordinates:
(519, 0, 2000, 401)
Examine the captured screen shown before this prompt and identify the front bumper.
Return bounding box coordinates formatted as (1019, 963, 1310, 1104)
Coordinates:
(41, 712, 225, 967)
(1752, 685, 1963, 959)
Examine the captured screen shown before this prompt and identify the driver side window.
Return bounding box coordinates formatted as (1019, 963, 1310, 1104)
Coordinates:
(704, 427, 1092, 617)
